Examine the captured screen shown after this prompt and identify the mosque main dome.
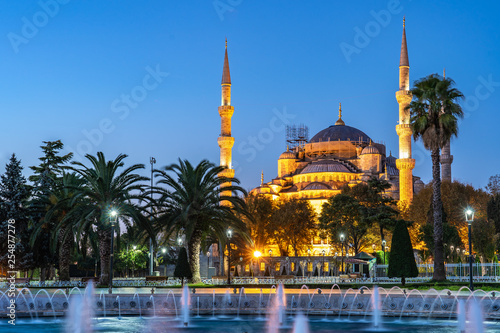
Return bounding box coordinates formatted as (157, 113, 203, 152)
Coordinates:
(309, 124, 371, 143)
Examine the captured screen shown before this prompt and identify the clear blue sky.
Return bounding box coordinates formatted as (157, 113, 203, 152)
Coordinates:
(1, 1, 499, 192)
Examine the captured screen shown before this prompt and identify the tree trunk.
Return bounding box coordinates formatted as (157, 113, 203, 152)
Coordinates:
(58, 227, 72, 281)
(431, 148, 446, 281)
(188, 228, 203, 283)
(401, 276, 406, 286)
(98, 229, 111, 286)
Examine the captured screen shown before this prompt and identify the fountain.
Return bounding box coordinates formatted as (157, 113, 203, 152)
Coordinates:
(1, 283, 499, 332)
(65, 281, 94, 333)
(180, 285, 190, 327)
(292, 312, 310, 333)
(266, 284, 287, 333)
(371, 285, 382, 329)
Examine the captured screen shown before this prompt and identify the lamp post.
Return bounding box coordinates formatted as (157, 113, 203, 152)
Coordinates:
(162, 248, 167, 276)
(254, 251, 261, 277)
(285, 257, 290, 275)
(206, 251, 211, 278)
(108, 209, 118, 294)
(149, 157, 156, 276)
(227, 228, 233, 285)
(382, 240, 387, 264)
(466, 209, 475, 291)
(321, 250, 326, 277)
(340, 234, 345, 274)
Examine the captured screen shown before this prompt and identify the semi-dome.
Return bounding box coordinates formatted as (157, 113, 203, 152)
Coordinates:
(309, 125, 371, 143)
(303, 182, 332, 190)
(300, 160, 352, 174)
(361, 145, 379, 155)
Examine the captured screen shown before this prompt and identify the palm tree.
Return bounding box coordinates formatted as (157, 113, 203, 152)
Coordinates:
(154, 159, 250, 283)
(30, 172, 85, 281)
(408, 74, 464, 281)
(67, 152, 154, 286)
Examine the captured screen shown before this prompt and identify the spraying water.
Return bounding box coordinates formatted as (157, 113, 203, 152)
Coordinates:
(292, 312, 310, 333)
(181, 285, 190, 327)
(457, 299, 466, 333)
(266, 284, 287, 333)
(371, 286, 382, 328)
(65, 281, 94, 333)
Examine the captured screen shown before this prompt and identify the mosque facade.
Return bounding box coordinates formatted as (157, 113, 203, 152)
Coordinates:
(248, 21, 430, 214)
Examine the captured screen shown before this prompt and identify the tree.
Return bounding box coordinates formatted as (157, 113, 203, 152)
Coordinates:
(29, 140, 73, 281)
(154, 159, 250, 283)
(409, 74, 464, 281)
(319, 193, 369, 254)
(66, 152, 153, 286)
(419, 201, 463, 261)
(0, 154, 34, 275)
(486, 174, 500, 196)
(471, 219, 497, 262)
(409, 181, 489, 251)
(30, 172, 85, 281)
(245, 195, 274, 250)
(487, 195, 500, 237)
(388, 220, 418, 286)
(344, 178, 398, 243)
(174, 247, 192, 286)
(269, 198, 316, 256)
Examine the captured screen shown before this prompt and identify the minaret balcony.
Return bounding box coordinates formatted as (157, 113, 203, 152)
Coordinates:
(218, 136, 235, 149)
(396, 158, 415, 170)
(218, 105, 234, 117)
(395, 90, 412, 103)
(396, 124, 412, 136)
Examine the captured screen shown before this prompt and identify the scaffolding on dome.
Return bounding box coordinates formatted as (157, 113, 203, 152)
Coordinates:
(286, 124, 309, 149)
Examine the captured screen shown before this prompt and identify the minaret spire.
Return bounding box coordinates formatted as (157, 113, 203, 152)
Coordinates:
(222, 39, 231, 86)
(261, 170, 264, 185)
(395, 17, 415, 208)
(218, 39, 235, 205)
(335, 102, 345, 126)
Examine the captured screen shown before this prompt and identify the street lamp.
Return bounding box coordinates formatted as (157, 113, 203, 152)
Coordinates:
(206, 251, 211, 278)
(254, 250, 262, 277)
(269, 249, 273, 257)
(382, 240, 387, 264)
(340, 234, 345, 274)
(149, 157, 156, 276)
(450, 245, 454, 263)
(108, 209, 118, 294)
(321, 250, 326, 277)
(227, 228, 233, 285)
(466, 209, 475, 291)
(372, 244, 376, 253)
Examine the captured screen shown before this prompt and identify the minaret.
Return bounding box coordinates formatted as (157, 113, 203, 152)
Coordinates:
(440, 68, 453, 181)
(218, 39, 235, 203)
(395, 17, 415, 206)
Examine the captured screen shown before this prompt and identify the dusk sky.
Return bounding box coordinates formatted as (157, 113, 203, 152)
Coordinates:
(1, 1, 499, 192)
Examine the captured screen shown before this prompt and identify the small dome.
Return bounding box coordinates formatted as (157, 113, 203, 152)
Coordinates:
(361, 145, 379, 155)
(414, 179, 424, 185)
(303, 182, 332, 190)
(279, 150, 296, 160)
(300, 160, 352, 174)
(386, 153, 397, 165)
